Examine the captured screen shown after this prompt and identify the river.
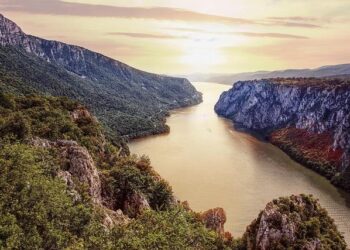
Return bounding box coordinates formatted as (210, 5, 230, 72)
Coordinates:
(129, 82, 350, 244)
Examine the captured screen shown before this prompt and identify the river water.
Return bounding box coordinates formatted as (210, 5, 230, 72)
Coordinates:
(129, 82, 350, 244)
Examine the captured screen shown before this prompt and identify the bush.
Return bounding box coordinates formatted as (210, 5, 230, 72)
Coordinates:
(110, 208, 224, 250)
(102, 164, 173, 211)
(0, 143, 107, 249)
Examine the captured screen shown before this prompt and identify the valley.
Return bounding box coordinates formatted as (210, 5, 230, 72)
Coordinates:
(0, 10, 349, 249)
(129, 82, 350, 244)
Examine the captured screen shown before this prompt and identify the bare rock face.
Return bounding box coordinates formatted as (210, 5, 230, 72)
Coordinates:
(201, 207, 227, 236)
(31, 137, 131, 227)
(242, 195, 347, 250)
(60, 142, 102, 204)
(70, 106, 96, 123)
(123, 192, 151, 218)
(101, 208, 129, 229)
(57, 170, 81, 202)
(30, 137, 102, 204)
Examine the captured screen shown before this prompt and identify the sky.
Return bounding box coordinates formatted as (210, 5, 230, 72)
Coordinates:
(1, 0, 350, 75)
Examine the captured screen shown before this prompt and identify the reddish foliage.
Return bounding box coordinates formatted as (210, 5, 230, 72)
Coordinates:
(270, 128, 342, 169)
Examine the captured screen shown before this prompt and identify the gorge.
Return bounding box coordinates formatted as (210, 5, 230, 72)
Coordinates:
(130, 82, 350, 245)
(0, 12, 349, 249)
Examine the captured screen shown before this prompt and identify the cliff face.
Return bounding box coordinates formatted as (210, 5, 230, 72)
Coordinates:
(215, 78, 350, 191)
(0, 13, 202, 138)
(243, 195, 347, 250)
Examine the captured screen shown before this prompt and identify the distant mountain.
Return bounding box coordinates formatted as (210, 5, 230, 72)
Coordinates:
(0, 14, 202, 139)
(187, 64, 350, 85)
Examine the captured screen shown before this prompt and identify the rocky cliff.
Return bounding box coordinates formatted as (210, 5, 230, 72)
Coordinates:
(243, 195, 347, 249)
(215, 78, 350, 191)
(0, 13, 202, 138)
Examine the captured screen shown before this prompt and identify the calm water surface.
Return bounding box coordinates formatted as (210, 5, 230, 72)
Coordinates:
(129, 82, 350, 244)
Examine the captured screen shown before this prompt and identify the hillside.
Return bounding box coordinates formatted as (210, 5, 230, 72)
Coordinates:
(187, 64, 350, 85)
(0, 14, 202, 139)
(215, 78, 350, 192)
(0, 93, 346, 249)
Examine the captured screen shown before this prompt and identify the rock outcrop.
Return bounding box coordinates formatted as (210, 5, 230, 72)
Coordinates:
(123, 192, 151, 218)
(242, 195, 346, 250)
(201, 208, 227, 236)
(30, 138, 102, 203)
(215, 78, 350, 191)
(30, 137, 130, 227)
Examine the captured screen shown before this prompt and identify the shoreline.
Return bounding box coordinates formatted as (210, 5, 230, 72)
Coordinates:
(230, 124, 350, 195)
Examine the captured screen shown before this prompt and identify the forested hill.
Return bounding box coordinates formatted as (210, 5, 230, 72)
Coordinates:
(0, 93, 345, 249)
(0, 14, 202, 139)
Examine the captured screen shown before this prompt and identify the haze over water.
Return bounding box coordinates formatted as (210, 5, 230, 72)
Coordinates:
(129, 82, 350, 244)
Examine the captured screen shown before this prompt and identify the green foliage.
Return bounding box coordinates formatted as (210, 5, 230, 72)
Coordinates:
(0, 45, 199, 138)
(0, 143, 107, 249)
(102, 157, 173, 211)
(110, 207, 224, 250)
(0, 92, 15, 109)
(243, 195, 347, 249)
(0, 94, 120, 161)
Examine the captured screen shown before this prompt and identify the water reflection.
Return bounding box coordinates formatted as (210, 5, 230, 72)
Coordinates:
(129, 82, 350, 244)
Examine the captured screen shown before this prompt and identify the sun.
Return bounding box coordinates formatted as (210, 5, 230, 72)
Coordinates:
(177, 29, 246, 73)
(179, 36, 224, 72)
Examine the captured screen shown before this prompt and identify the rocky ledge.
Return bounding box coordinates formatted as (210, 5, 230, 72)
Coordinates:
(215, 78, 350, 192)
(243, 194, 346, 249)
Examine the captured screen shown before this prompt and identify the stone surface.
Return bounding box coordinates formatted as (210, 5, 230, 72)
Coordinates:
(30, 137, 102, 204)
(243, 195, 346, 250)
(123, 192, 151, 218)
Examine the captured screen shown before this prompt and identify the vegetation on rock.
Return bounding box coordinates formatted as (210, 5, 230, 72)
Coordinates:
(0, 94, 228, 249)
(242, 194, 347, 250)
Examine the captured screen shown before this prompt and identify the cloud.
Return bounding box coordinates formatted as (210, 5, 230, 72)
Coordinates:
(268, 16, 320, 22)
(0, 0, 254, 24)
(0, 0, 320, 28)
(265, 21, 321, 28)
(170, 28, 308, 39)
(107, 32, 188, 39)
(235, 32, 307, 39)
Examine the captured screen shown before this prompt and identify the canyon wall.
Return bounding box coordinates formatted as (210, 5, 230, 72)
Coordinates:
(215, 78, 350, 191)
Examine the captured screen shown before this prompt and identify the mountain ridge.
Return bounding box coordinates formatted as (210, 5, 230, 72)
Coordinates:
(0, 13, 202, 140)
(186, 63, 350, 85)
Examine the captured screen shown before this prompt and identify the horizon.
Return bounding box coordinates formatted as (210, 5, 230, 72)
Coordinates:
(1, 0, 350, 75)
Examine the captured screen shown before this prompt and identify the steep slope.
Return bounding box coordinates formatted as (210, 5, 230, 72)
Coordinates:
(0, 93, 222, 249)
(0, 14, 202, 138)
(215, 78, 350, 192)
(0, 93, 346, 249)
(187, 64, 350, 85)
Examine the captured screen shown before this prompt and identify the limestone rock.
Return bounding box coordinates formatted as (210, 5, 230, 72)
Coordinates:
(201, 207, 227, 236)
(102, 208, 129, 229)
(30, 137, 102, 204)
(242, 195, 346, 250)
(123, 192, 151, 218)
